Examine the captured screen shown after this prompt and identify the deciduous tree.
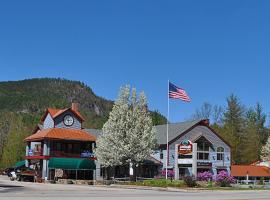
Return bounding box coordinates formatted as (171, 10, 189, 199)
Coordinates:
(95, 86, 156, 179)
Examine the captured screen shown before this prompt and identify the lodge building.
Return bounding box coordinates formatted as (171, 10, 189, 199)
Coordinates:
(24, 104, 231, 182)
(153, 119, 231, 179)
(24, 103, 97, 182)
(87, 119, 231, 180)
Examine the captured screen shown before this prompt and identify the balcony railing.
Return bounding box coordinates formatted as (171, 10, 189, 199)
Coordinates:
(50, 151, 81, 158)
(28, 149, 43, 156)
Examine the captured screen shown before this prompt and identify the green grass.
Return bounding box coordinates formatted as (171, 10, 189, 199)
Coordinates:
(126, 179, 186, 188)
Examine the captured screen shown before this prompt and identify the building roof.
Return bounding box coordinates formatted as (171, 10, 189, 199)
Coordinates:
(231, 165, 270, 177)
(83, 119, 230, 147)
(84, 121, 203, 143)
(41, 108, 85, 122)
(85, 129, 103, 138)
(24, 128, 96, 142)
(155, 120, 202, 145)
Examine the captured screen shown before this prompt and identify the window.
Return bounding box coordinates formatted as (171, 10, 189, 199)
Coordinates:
(179, 154, 192, 159)
(217, 147, 224, 161)
(196, 137, 211, 160)
(160, 151, 164, 160)
(67, 144, 73, 153)
(56, 143, 61, 151)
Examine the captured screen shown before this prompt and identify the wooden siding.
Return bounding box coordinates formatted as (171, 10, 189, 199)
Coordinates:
(152, 125, 231, 172)
(168, 125, 231, 169)
(43, 113, 54, 129)
(54, 110, 82, 130)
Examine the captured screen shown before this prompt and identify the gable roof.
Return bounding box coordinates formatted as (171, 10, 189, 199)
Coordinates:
(155, 119, 202, 145)
(231, 165, 270, 177)
(83, 119, 231, 147)
(155, 119, 231, 147)
(41, 108, 85, 122)
(24, 128, 96, 142)
(84, 121, 203, 144)
(85, 129, 103, 138)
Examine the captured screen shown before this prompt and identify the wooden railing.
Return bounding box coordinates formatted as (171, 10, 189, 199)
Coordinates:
(50, 151, 81, 158)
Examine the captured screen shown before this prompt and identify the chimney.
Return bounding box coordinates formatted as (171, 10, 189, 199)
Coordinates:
(72, 103, 79, 111)
(201, 119, 210, 126)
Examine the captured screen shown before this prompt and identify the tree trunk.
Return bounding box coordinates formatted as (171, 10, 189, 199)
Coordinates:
(129, 162, 135, 182)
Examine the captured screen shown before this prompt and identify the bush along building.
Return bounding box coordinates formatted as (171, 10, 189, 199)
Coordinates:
(23, 102, 231, 182)
(154, 119, 231, 179)
(24, 103, 97, 182)
(88, 119, 231, 180)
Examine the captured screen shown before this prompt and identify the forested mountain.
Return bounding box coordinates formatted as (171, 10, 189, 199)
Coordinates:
(0, 78, 167, 168)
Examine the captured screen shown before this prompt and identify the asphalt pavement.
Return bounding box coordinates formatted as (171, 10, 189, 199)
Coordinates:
(1, 175, 270, 200)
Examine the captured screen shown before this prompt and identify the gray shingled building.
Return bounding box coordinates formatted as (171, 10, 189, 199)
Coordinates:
(86, 119, 231, 179)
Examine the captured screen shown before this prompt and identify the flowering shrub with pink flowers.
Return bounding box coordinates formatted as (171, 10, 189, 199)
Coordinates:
(197, 171, 213, 181)
(160, 169, 175, 178)
(215, 170, 236, 187)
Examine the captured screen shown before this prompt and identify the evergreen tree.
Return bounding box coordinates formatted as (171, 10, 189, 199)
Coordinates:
(253, 103, 268, 145)
(151, 110, 167, 126)
(241, 108, 261, 163)
(95, 86, 156, 177)
(222, 94, 246, 164)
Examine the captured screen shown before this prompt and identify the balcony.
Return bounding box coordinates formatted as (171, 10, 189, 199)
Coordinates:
(50, 150, 95, 159)
(50, 151, 81, 158)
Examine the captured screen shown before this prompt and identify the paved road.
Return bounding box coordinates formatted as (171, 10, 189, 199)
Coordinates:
(1, 176, 270, 200)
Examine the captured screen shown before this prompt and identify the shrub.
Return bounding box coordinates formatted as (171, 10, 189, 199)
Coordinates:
(259, 177, 264, 185)
(215, 170, 235, 187)
(183, 176, 197, 187)
(197, 171, 213, 181)
(160, 169, 174, 178)
(138, 179, 185, 188)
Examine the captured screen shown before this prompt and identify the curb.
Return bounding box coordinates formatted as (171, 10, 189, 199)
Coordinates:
(108, 184, 200, 192)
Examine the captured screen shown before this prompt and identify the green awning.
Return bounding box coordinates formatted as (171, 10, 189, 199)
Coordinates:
(48, 158, 96, 170)
(14, 160, 25, 168)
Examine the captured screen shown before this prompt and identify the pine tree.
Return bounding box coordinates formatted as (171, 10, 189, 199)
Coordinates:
(241, 109, 261, 164)
(222, 94, 246, 164)
(95, 86, 156, 177)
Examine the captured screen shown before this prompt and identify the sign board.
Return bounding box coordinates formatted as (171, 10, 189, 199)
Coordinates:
(28, 149, 34, 156)
(197, 162, 212, 167)
(178, 158, 193, 164)
(178, 140, 193, 155)
(81, 151, 95, 158)
(55, 169, 64, 178)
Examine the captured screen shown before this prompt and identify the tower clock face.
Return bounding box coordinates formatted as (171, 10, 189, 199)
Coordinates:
(64, 115, 74, 126)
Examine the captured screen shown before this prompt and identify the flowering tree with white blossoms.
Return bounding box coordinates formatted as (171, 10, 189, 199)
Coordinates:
(95, 85, 156, 179)
(261, 137, 270, 161)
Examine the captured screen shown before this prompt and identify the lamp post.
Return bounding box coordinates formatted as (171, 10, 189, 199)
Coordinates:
(246, 171, 249, 184)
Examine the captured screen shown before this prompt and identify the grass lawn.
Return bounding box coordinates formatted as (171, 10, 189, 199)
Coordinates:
(117, 179, 270, 190)
(119, 179, 186, 188)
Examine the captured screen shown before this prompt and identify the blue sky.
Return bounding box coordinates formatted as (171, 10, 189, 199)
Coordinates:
(0, 0, 270, 122)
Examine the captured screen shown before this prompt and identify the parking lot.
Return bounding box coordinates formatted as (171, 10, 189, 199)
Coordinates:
(1, 175, 270, 200)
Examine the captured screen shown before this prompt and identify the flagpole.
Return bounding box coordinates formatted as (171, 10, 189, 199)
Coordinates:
(166, 80, 169, 179)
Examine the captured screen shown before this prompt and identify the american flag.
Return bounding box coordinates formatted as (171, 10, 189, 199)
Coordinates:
(169, 82, 191, 102)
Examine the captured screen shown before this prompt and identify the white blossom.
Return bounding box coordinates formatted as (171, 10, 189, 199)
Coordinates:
(95, 85, 156, 167)
(261, 137, 270, 161)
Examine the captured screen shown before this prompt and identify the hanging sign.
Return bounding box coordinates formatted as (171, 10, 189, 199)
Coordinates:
(178, 140, 193, 155)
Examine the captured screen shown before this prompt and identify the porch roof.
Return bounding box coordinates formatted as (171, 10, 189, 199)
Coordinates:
(48, 158, 96, 170)
(231, 165, 270, 177)
(24, 128, 96, 142)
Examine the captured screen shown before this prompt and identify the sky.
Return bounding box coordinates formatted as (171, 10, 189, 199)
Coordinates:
(0, 0, 270, 122)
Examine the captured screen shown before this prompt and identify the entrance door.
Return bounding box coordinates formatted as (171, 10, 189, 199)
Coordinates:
(179, 168, 186, 179)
